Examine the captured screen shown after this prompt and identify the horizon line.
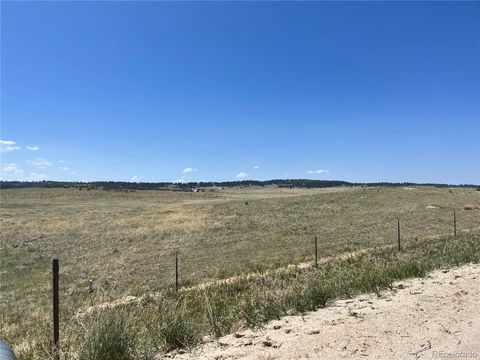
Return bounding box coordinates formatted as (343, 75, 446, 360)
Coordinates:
(1, 178, 478, 187)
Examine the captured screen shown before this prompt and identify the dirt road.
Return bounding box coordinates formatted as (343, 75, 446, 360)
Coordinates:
(162, 264, 480, 359)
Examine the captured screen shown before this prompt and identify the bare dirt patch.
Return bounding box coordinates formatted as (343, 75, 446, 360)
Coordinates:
(164, 264, 480, 359)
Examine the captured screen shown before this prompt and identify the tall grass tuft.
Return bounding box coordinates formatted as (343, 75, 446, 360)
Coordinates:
(79, 311, 136, 360)
(150, 297, 200, 352)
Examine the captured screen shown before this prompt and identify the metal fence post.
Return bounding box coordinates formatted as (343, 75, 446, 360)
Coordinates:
(175, 251, 179, 292)
(454, 209, 457, 237)
(397, 219, 401, 251)
(52, 259, 59, 360)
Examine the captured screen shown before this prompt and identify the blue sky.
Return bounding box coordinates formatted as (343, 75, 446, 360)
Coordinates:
(1, 1, 479, 184)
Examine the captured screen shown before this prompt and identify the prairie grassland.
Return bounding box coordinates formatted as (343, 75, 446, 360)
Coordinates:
(0, 185, 479, 359)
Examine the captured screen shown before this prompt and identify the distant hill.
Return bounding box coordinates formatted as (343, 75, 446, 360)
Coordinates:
(1, 179, 478, 190)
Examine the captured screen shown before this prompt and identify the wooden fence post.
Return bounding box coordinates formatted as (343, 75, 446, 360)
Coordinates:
(314, 236, 318, 268)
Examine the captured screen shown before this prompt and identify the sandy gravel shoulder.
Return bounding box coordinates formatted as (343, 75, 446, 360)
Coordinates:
(161, 263, 480, 360)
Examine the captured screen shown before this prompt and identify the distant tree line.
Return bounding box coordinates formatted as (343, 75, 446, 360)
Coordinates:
(0, 179, 478, 191)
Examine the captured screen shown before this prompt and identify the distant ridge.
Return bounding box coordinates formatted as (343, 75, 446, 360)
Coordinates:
(1, 179, 478, 190)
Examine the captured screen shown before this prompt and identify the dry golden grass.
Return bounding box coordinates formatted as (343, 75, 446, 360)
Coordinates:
(0, 185, 479, 358)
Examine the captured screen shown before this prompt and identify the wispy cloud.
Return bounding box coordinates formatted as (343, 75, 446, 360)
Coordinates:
(1, 159, 50, 181)
(182, 167, 197, 174)
(173, 176, 188, 183)
(28, 158, 52, 168)
(130, 175, 142, 182)
(26, 146, 39, 151)
(2, 163, 24, 175)
(58, 166, 70, 171)
(236, 172, 248, 179)
(0, 163, 25, 181)
(0, 140, 16, 145)
(0, 140, 21, 153)
(254, 166, 260, 170)
(1, 142, 21, 152)
(59, 160, 71, 164)
(306, 169, 329, 174)
(3, 146, 21, 152)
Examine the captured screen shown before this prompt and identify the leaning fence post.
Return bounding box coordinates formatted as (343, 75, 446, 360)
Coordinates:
(397, 219, 401, 251)
(314, 236, 318, 268)
(52, 259, 59, 360)
(454, 209, 457, 238)
(175, 251, 179, 292)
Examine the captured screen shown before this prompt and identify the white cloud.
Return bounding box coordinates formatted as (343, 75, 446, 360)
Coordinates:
(254, 166, 260, 170)
(1, 163, 25, 180)
(0, 159, 52, 181)
(173, 176, 188, 183)
(182, 167, 197, 173)
(1, 165, 49, 181)
(306, 169, 329, 174)
(59, 160, 71, 164)
(26, 146, 39, 151)
(130, 175, 141, 182)
(58, 166, 70, 171)
(236, 172, 248, 179)
(2, 146, 21, 152)
(0, 140, 21, 153)
(29, 158, 52, 168)
(29, 172, 48, 181)
(2, 163, 24, 174)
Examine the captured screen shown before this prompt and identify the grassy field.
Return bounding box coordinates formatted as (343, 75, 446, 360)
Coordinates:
(1, 185, 479, 358)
